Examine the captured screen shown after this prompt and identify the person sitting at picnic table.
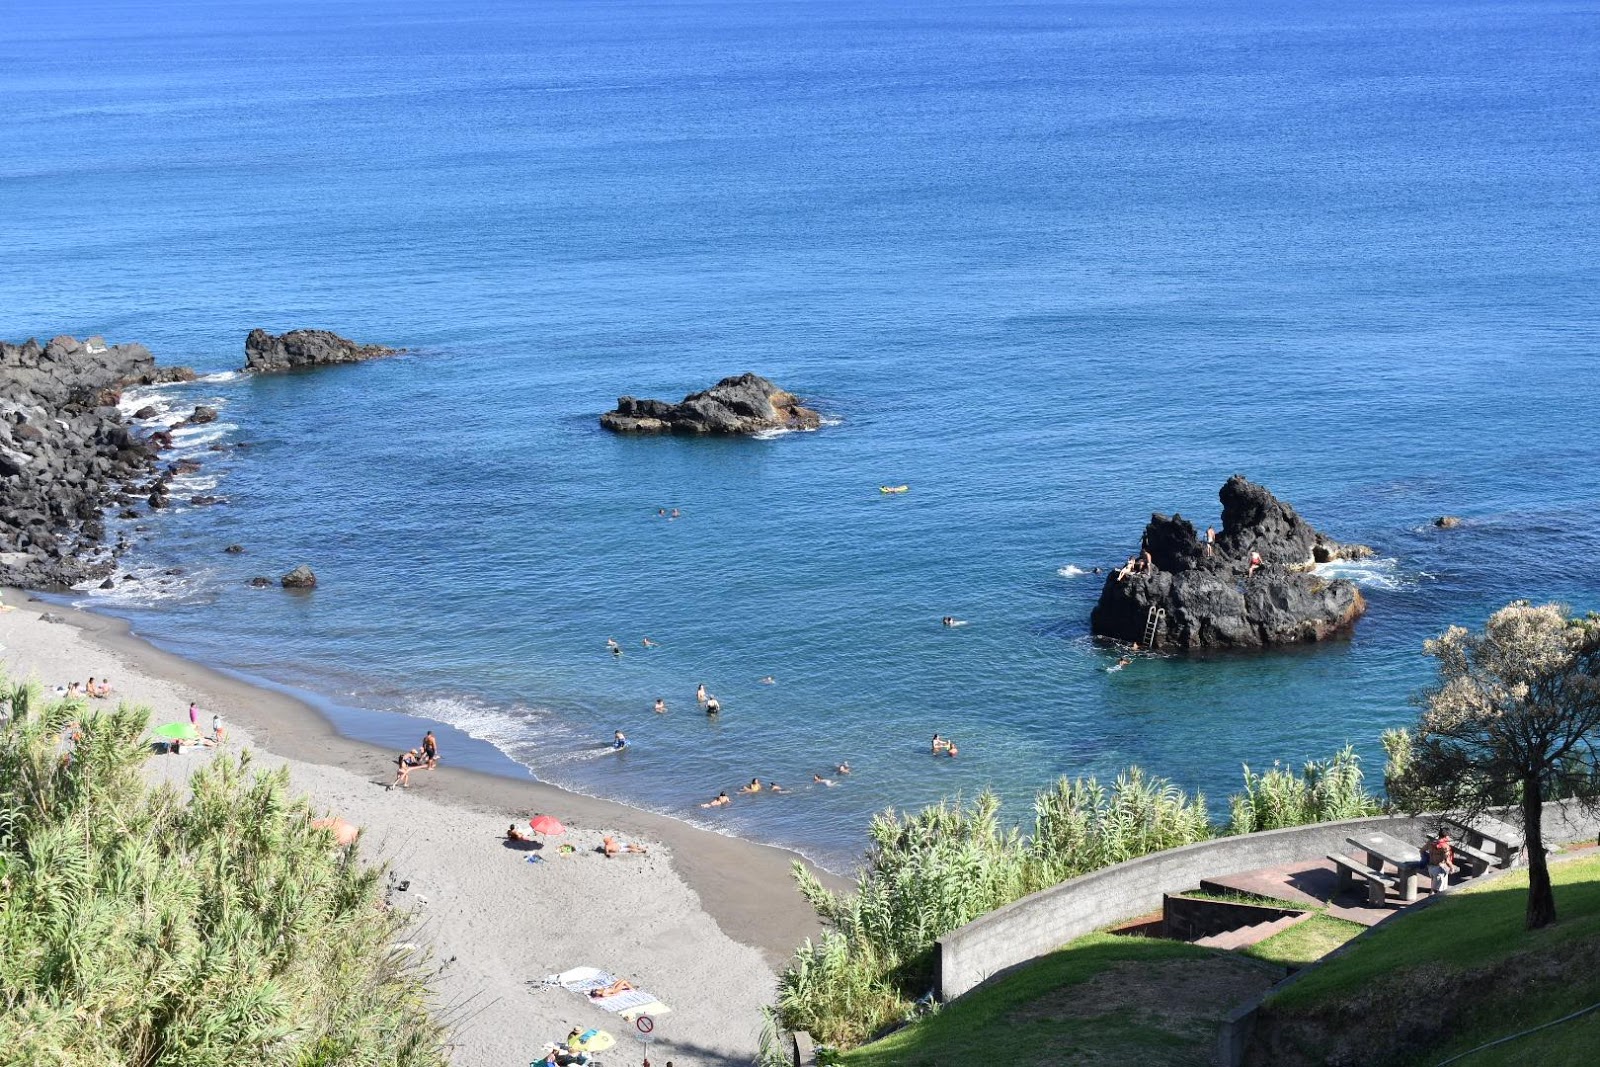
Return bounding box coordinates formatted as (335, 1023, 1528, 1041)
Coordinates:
(587, 978, 635, 999)
(1427, 831, 1456, 892)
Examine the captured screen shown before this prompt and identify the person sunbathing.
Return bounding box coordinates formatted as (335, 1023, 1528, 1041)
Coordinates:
(507, 823, 532, 842)
(602, 835, 648, 857)
(588, 978, 635, 999)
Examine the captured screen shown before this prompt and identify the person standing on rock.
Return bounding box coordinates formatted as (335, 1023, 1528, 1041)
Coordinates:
(1248, 550, 1264, 577)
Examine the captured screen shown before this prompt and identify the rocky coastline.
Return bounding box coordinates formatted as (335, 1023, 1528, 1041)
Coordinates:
(1089, 476, 1373, 651)
(600, 373, 822, 435)
(0, 335, 195, 590)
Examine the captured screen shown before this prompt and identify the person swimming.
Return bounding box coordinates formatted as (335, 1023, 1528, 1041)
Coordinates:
(931, 733, 949, 754)
(945, 741, 959, 758)
(612, 730, 628, 750)
(941, 616, 967, 627)
(696, 683, 707, 704)
(835, 761, 851, 775)
(705, 695, 721, 715)
(738, 778, 762, 794)
(701, 790, 731, 808)
(759, 675, 775, 685)
(813, 773, 836, 787)
(606, 638, 622, 657)
(653, 698, 667, 714)
(769, 782, 787, 794)
(642, 637, 658, 647)
(1108, 656, 1132, 672)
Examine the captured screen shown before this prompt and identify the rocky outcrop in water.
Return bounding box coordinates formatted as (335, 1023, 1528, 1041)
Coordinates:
(600, 373, 822, 435)
(280, 564, 317, 589)
(0, 335, 195, 589)
(1089, 476, 1373, 651)
(243, 328, 397, 373)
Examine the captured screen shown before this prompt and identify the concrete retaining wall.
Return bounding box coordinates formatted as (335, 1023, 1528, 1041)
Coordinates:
(936, 801, 1600, 1002)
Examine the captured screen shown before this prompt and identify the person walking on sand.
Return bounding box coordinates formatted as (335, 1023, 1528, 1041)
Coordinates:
(188, 700, 199, 726)
(421, 731, 439, 768)
(389, 750, 419, 790)
(211, 714, 225, 743)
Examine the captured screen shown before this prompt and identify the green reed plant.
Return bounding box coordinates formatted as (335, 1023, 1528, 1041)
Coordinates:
(0, 675, 447, 1067)
(1226, 744, 1384, 835)
(778, 772, 1212, 1047)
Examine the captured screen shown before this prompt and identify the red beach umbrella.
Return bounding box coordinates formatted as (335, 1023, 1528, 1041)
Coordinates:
(528, 814, 565, 837)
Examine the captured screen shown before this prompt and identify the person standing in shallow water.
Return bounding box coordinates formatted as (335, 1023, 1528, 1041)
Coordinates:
(696, 683, 706, 704)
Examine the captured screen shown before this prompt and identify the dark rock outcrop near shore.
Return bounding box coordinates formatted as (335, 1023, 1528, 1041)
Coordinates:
(600, 373, 822, 435)
(1089, 476, 1373, 651)
(1, 335, 194, 589)
(243, 329, 397, 373)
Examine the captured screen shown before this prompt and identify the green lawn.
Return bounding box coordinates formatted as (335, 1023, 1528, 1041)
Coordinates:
(1256, 855, 1600, 1066)
(836, 933, 1281, 1067)
(1272, 855, 1600, 1009)
(1244, 914, 1365, 968)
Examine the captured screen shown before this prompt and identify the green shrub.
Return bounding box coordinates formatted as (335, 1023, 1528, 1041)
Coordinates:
(1227, 744, 1383, 834)
(0, 681, 446, 1067)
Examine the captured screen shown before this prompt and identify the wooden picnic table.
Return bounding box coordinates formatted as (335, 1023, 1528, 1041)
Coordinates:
(1347, 831, 1424, 901)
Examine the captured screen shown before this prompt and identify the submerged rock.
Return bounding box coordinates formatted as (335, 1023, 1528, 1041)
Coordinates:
(249, 576, 273, 588)
(243, 328, 398, 373)
(1089, 476, 1372, 651)
(600, 373, 822, 435)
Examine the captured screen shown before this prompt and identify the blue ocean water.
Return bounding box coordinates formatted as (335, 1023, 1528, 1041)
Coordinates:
(3, 0, 1598, 869)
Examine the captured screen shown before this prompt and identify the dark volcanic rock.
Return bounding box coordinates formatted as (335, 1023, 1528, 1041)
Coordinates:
(249, 576, 273, 588)
(189, 405, 218, 424)
(281, 564, 317, 589)
(0, 335, 194, 590)
(1089, 476, 1372, 651)
(600, 373, 823, 435)
(225, 544, 245, 554)
(133, 405, 158, 419)
(243, 328, 398, 373)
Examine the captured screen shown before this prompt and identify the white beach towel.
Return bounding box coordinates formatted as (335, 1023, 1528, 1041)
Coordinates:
(547, 966, 672, 1018)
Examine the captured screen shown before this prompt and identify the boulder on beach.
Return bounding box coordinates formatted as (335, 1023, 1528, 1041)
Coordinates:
(243, 328, 398, 373)
(600, 373, 822, 435)
(280, 564, 317, 589)
(1089, 476, 1373, 651)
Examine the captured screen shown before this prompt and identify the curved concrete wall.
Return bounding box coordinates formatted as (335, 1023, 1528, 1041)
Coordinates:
(936, 801, 1600, 1002)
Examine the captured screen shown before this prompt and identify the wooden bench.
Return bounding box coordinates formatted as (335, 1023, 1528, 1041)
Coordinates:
(1327, 852, 1396, 905)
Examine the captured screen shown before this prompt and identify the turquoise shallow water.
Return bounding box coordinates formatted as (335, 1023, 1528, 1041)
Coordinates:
(3, 0, 1598, 869)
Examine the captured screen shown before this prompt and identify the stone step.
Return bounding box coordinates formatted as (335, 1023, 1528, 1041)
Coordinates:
(1192, 911, 1311, 951)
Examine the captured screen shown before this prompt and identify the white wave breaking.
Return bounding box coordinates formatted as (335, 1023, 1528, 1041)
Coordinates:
(1313, 557, 1415, 592)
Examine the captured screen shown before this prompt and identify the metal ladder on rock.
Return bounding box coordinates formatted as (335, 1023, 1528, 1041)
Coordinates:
(1141, 606, 1166, 648)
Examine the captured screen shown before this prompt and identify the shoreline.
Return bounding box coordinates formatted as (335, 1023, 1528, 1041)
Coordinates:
(1, 587, 844, 969)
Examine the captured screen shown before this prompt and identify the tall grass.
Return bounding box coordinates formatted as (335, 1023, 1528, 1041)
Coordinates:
(777, 772, 1211, 1047)
(0, 675, 447, 1066)
(1227, 744, 1384, 834)
(780, 747, 1389, 1049)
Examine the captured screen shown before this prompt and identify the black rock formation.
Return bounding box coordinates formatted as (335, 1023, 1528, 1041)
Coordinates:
(600, 373, 822, 435)
(1089, 476, 1373, 651)
(243, 328, 397, 373)
(1, 335, 195, 589)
